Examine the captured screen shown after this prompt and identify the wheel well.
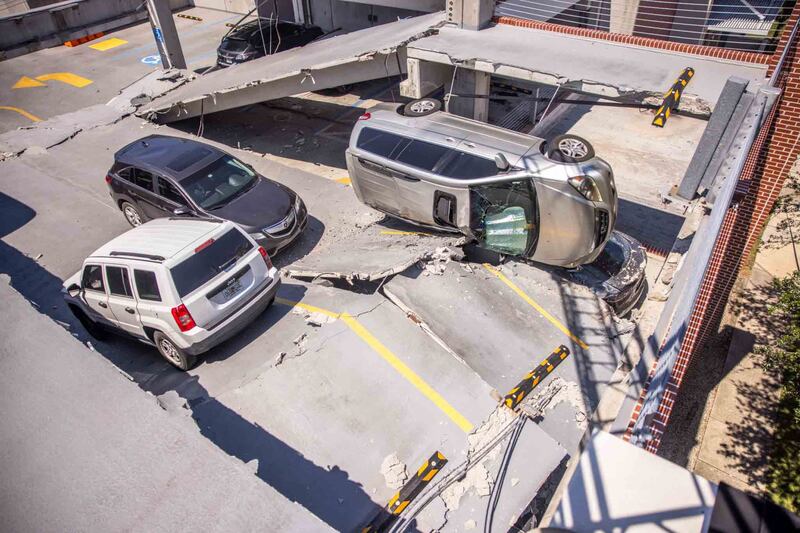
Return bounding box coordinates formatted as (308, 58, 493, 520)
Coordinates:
(67, 304, 84, 319)
(117, 199, 127, 210)
(143, 326, 158, 343)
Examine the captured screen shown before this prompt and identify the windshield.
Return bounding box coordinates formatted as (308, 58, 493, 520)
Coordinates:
(170, 228, 253, 298)
(182, 155, 257, 210)
(470, 180, 538, 257)
(221, 38, 250, 52)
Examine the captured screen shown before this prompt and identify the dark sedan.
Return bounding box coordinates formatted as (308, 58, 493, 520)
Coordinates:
(107, 135, 307, 255)
(216, 19, 323, 67)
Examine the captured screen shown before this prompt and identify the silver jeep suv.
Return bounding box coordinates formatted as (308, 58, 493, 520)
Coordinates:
(345, 99, 618, 268)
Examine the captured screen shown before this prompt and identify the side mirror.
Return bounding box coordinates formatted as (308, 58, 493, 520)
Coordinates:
(67, 283, 81, 298)
(173, 206, 191, 216)
(495, 153, 510, 171)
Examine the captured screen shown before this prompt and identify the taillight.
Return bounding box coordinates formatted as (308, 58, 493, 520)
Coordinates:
(105, 175, 113, 185)
(258, 246, 273, 269)
(171, 304, 196, 332)
(358, 112, 371, 121)
(194, 238, 214, 253)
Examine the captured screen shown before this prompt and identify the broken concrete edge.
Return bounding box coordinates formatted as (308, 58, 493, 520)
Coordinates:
(407, 45, 712, 115)
(0, 69, 190, 161)
(138, 15, 447, 119)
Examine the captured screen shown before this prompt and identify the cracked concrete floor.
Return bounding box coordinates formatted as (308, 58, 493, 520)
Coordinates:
(0, 80, 655, 530)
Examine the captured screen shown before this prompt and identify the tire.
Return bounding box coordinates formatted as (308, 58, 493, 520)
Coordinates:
(154, 331, 197, 371)
(70, 306, 108, 341)
(545, 134, 595, 163)
(403, 98, 442, 117)
(120, 201, 145, 227)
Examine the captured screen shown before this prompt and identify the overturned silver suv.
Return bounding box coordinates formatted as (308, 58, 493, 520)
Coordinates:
(345, 99, 617, 268)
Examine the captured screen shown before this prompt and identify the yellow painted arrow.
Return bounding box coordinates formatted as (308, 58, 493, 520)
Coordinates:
(12, 72, 93, 90)
(12, 76, 45, 89)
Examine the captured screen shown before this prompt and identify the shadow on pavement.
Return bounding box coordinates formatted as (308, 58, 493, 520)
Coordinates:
(0, 191, 386, 531)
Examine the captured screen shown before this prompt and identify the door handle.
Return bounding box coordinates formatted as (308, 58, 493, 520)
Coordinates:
(392, 172, 420, 182)
(125, 307, 135, 314)
(98, 302, 108, 308)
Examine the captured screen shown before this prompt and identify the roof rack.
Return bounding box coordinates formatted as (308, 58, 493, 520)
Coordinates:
(109, 251, 166, 262)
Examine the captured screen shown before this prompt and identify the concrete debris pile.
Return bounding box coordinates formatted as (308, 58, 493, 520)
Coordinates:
(380, 453, 409, 489)
(421, 246, 466, 276)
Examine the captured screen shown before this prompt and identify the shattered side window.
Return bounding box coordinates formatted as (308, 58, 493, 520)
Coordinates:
(470, 180, 537, 257)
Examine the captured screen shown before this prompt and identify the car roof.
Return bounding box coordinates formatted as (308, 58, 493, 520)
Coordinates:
(114, 135, 223, 181)
(363, 103, 545, 165)
(89, 218, 230, 264)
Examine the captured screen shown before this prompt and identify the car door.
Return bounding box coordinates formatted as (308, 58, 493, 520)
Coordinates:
(388, 138, 454, 226)
(80, 264, 116, 325)
(127, 168, 164, 220)
(155, 176, 192, 217)
(104, 264, 146, 338)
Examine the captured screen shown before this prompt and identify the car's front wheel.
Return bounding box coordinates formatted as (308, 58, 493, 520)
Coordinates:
(546, 134, 595, 163)
(154, 331, 197, 371)
(121, 201, 144, 227)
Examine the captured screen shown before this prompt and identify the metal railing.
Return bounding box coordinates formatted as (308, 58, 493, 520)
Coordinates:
(496, 0, 795, 52)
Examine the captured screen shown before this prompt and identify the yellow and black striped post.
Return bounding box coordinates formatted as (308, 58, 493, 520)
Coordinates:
(652, 67, 694, 128)
(361, 451, 447, 533)
(503, 345, 570, 410)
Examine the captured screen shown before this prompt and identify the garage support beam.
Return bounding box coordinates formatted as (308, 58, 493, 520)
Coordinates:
(448, 67, 490, 122)
(447, 0, 494, 30)
(400, 58, 454, 99)
(145, 0, 186, 70)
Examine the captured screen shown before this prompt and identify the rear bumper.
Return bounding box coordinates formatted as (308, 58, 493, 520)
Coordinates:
(184, 277, 281, 356)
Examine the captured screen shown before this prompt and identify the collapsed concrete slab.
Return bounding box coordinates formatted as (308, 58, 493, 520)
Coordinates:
(405, 22, 768, 110)
(0, 69, 189, 159)
(383, 259, 626, 453)
(284, 220, 465, 282)
(140, 12, 446, 123)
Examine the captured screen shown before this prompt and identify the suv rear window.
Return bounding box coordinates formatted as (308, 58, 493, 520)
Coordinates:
(170, 229, 253, 298)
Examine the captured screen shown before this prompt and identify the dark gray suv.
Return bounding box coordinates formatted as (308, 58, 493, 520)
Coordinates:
(106, 135, 307, 255)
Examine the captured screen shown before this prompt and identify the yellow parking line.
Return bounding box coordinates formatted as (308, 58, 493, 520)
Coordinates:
(482, 263, 589, 350)
(89, 37, 128, 51)
(335, 177, 351, 185)
(0, 106, 41, 122)
(380, 230, 431, 236)
(275, 296, 475, 433)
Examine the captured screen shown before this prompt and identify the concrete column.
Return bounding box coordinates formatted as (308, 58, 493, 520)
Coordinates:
(448, 0, 494, 30)
(400, 58, 454, 99)
(609, 0, 641, 34)
(449, 68, 490, 122)
(146, 0, 186, 70)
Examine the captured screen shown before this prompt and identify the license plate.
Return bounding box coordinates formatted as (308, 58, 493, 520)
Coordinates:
(222, 279, 243, 299)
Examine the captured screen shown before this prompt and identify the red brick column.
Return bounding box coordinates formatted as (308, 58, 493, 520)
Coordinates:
(624, 4, 800, 453)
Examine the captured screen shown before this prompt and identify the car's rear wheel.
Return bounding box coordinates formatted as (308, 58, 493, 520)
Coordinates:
(546, 134, 595, 163)
(121, 201, 144, 227)
(69, 306, 108, 341)
(403, 98, 442, 117)
(154, 331, 197, 371)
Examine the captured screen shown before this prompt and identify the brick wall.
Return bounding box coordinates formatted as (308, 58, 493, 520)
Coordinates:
(494, 16, 771, 64)
(623, 5, 800, 452)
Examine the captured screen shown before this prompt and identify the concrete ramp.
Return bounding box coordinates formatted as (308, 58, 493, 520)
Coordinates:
(141, 12, 444, 123)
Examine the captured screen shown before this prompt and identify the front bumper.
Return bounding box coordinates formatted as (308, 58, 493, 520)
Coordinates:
(253, 204, 308, 255)
(184, 277, 281, 356)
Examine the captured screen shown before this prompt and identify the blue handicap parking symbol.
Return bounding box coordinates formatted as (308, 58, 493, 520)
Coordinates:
(141, 55, 161, 66)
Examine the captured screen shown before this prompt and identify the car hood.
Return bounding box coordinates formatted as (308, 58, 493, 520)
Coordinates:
(208, 178, 293, 231)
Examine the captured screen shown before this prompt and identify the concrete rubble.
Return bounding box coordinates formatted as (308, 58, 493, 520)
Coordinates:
(379, 453, 409, 490)
(0, 69, 189, 159)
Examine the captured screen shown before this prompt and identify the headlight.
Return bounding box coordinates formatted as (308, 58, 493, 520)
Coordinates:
(568, 176, 601, 202)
